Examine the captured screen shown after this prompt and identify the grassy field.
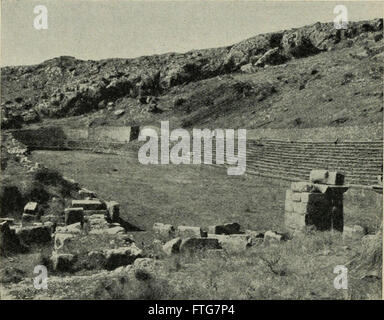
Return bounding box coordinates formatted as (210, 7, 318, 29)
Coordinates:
(3, 231, 381, 300)
(30, 149, 382, 233)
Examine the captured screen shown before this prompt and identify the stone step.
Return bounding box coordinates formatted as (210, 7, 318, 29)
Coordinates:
(245, 154, 382, 166)
(246, 158, 382, 171)
(245, 167, 377, 185)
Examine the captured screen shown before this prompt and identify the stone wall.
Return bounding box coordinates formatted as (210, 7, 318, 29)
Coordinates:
(246, 124, 383, 142)
(10, 125, 139, 150)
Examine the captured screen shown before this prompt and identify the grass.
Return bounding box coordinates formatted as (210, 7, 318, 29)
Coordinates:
(3, 230, 380, 300)
(30, 149, 382, 234)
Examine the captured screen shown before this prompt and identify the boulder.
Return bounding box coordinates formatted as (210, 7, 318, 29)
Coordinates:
(51, 253, 76, 272)
(71, 199, 105, 211)
(179, 238, 220, 252)
(162, 237, 182, 255)
(208, 223, 241, 235)
(177, 226, 207, 238)
(64, 208, 84, 226)
(153, 223, 175, 240)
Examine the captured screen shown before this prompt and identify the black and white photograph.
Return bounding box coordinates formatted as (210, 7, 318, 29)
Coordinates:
(0, 0, 383, 302)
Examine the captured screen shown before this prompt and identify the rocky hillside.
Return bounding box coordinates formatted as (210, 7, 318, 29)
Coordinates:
(1, 18, 383, 130)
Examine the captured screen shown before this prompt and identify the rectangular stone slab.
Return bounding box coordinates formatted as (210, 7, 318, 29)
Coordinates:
(71, 199, 104, 211)
(24, 202, 38, 214)
(310, 170, 344, 185)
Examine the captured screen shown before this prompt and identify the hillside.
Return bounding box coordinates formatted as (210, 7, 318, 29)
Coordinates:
(1, 18, 383, 130)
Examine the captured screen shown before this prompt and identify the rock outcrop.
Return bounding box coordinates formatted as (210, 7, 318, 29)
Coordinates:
(1, 19, 382, 128)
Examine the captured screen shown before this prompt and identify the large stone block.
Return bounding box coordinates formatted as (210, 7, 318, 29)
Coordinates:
(285, 189, 293, 201)
(78, 188, 97, 199)
(106, 201, 120, 222)
(207, 223, 241, 235)
(291, 182, 317, 193)
(208, 234, 251, 252)
(83, 210, 109, 217)
(299, 192, 328, 204)
(16, 225, 52, 244)
(310, 170, 344, 185)
(285, 199, 294, 212)
(292, 202, 311, 215)
(291, 192, 302, 202)
(288, 194, 331, 216)
(64, 208, 84, 226)
(177, 226, 207, 238)
(24, 202, 38, 215)
(71, 199, 105, 211)
(179, 238, 220, 252)
(309, 169, 329, 184)
(0, 221, 24, 255)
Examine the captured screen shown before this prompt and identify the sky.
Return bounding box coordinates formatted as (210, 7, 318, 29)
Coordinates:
(1, 0, 383, 66)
